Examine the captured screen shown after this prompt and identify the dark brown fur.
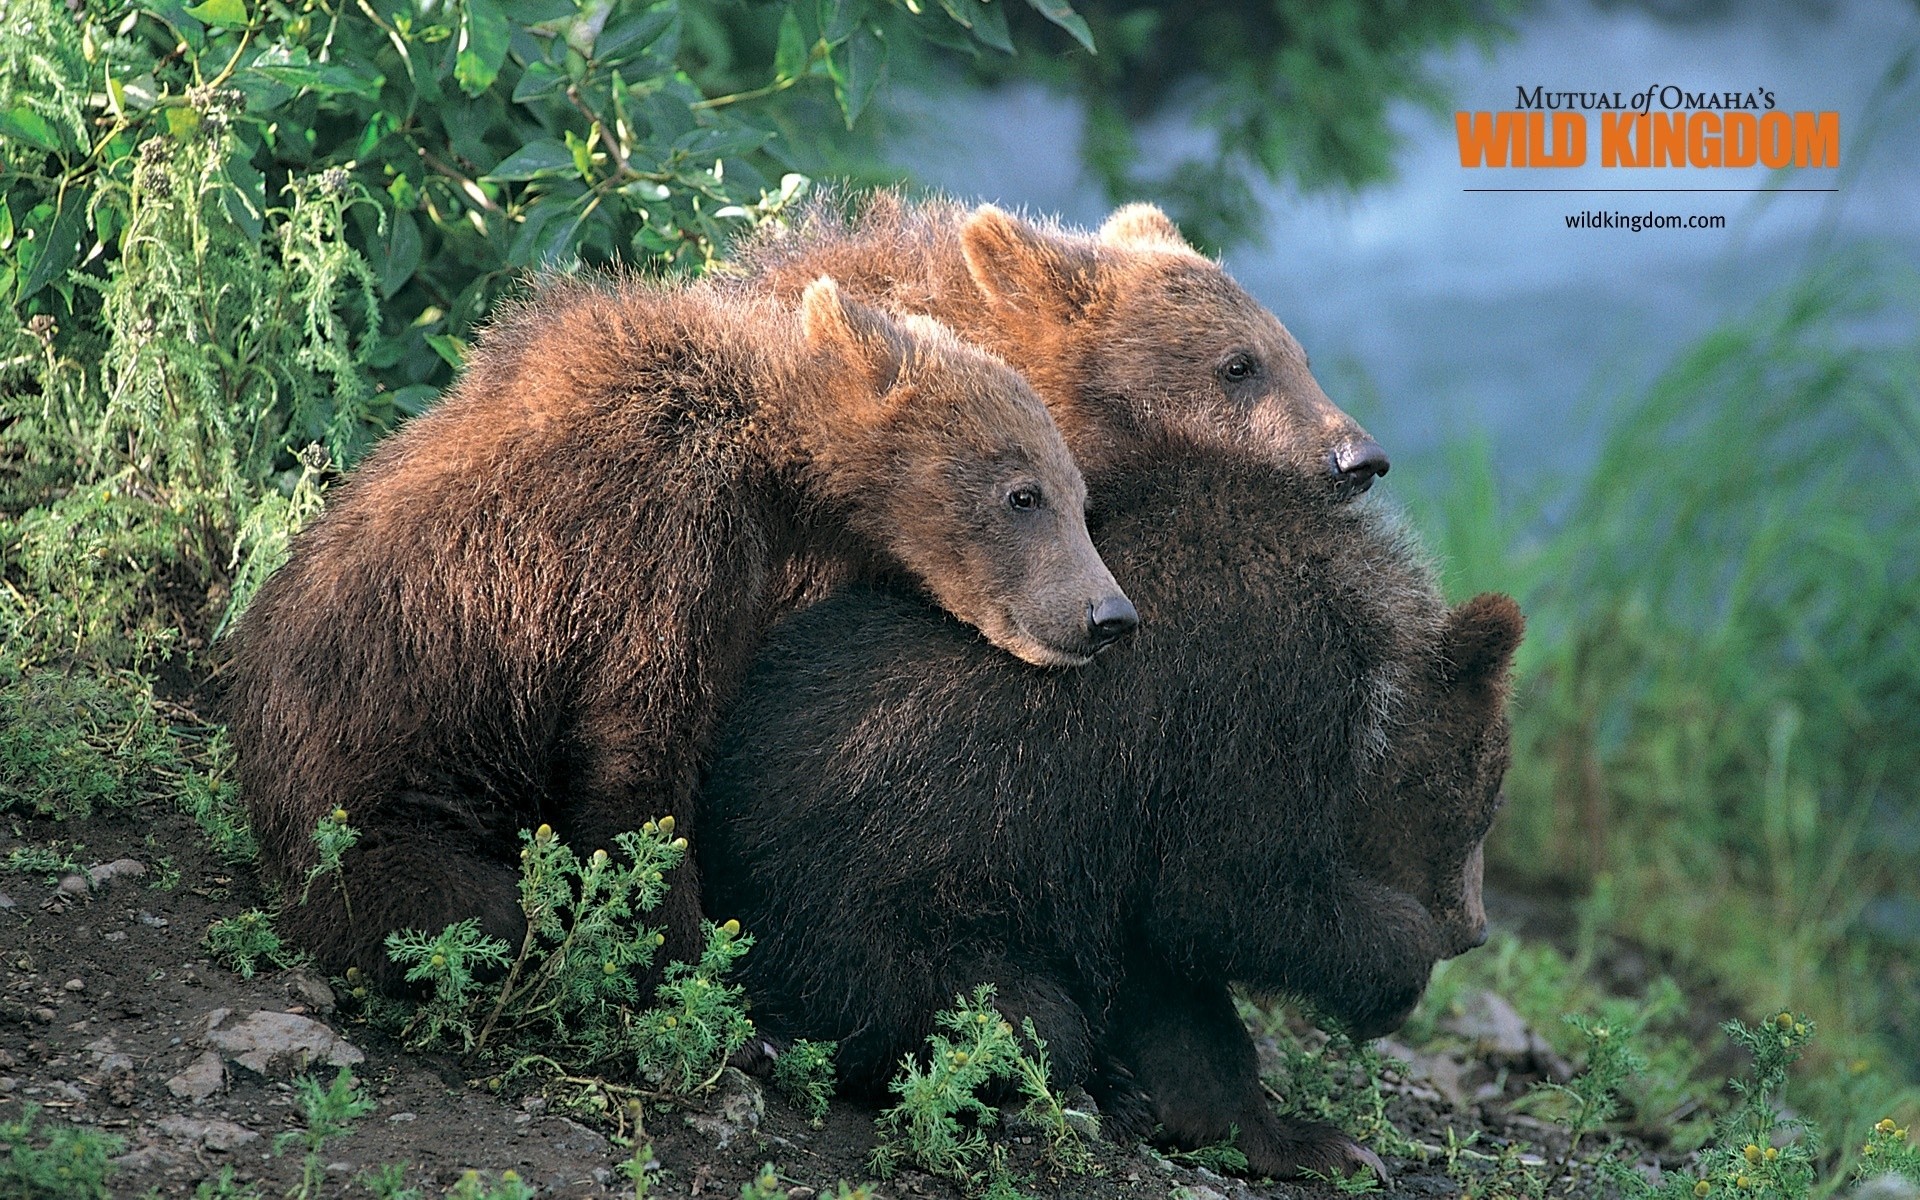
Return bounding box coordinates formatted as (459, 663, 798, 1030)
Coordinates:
(725, 193, 1386, 489)
(226, 275, 1127, 989)
(698, 454, 1521, 1179)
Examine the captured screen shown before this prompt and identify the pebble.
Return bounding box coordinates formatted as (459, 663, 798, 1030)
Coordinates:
(205, 1009, 364, 1076)
(64, 978, 85, 992)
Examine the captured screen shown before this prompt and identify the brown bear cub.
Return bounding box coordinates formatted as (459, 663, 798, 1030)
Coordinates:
(226, 274, 1133, 990)
(698, 453, 1521, 1180)
(727, 192, 1390, 492)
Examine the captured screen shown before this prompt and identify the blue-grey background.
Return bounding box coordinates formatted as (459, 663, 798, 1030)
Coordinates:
(880, 0, 1920, 490)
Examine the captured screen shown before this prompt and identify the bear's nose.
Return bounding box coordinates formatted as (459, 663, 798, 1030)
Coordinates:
(1331, 438, 1390, 493)
(1450, 919, 1490, 958)
(1086, 595, 1139, 649)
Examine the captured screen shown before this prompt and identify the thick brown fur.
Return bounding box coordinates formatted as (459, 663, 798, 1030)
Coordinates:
(698, 452, 1522, 1180)
(724, 192, 1386, 490)
(226, 274, 1128, 990)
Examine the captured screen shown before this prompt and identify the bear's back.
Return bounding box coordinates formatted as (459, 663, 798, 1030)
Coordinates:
(698, 454, 1443, 964)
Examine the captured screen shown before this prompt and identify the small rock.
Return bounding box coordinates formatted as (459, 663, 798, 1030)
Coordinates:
(138, 911, 169, 928)
(0, 1050, 15, 1069)
(1171, 1187, 1229, 1200)
(0, 1077, 16, 1093)
(166, 1049, 227, 1101)
(87, 859, 147, 889)
(104, 931, 126, 942)
(1439, 989, 1560, 1067)
(30, 1006, 54, 1024)
(97, 1053, 137, 1106)
(387, 1111, 417, 1124)
(155, 1115, 260, 1153)
(205, 1009, 363, 1077)
(0, 891, 14, 909)
(112, 1145, 181, 1173)
(682, 1067, 764, 1151)
(63, 978, 85, 993)
(279, 969, 337, 1015)
(788, 1189, 818, 1200)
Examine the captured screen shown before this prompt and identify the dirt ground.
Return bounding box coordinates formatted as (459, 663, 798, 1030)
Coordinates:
(0, 796, 1619, 1199)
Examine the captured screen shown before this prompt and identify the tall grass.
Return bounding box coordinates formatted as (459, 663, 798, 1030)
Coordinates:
(1406, 253, 1920, 1113)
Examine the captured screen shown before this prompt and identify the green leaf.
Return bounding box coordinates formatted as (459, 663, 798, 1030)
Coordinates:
(820, 0, 866, 45)
(1022, 0, 1094, 53)
(773, 8, 809, 81)
(565, 129, 594, 178)
(968, 0, 1012, 54)
(595, 7, 678, 63)
(834, 25, 885, 129)
(453, 0, 512, 97)
(0, 202, 13, 251)
(379, 212, 423, 298)
(426, 333, 467, 369)
(512, 60, 566, 103)
(0, 106, 61, 152)
(482, 139, 575, 181)
(223, 155, 266, 241)
(248, 47, 383, 95)
(165, 106, 201, 137)
(20, 188, 90, 301)
(183, 0, 249, 28)
(387, 384, 440, 416)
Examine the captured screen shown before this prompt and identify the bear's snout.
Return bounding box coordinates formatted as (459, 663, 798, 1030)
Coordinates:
(1331, 438, 1391, 495)
(1086, 593, 1140, 649)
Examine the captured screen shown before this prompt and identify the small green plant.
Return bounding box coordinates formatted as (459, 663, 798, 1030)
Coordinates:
(446, 1170, 535, 1200)
(1251, 1003, 1397, 1152)
(148, 855, 181, 890)
(0, 671, 182, 820)
(173, 732, 257, 864)
(1854, 1118, 1920, 1184)
(1006, 1023, 1096, 1176)
(632, 916, 755, 1094)
(205, 909, 300, 979)
(1632, 1013, 1822, 1200)
(1529, 1013, 1647, 1179)
(1165, 1128, 1250, 1174)
(357, 1162, 421, 1200)
(385, 917, 515, 1051)
(869, 984, 1087, 1189)
(190, 1166, 262, 1199)
(616, 1140, 658, 1200)
(0, 1104, 123, 1199)
(1, 842, 84, 881)
(741, 1164, 784, 1200)
(773, 1039, 839, 1124)
(379, 820, 754, 1101)
(275, 1066, 376, 1200)
(301, 807, 361, 907)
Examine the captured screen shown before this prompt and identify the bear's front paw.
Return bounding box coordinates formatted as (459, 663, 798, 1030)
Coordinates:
(1242, 1117, 1391, 1186)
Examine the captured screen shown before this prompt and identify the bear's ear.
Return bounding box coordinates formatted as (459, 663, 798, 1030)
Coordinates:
(960, 205, 1102, 319)
(1438, 593, 1525, 693)
(1098, 203, 1200, 256)
(801, 276, 910, 397)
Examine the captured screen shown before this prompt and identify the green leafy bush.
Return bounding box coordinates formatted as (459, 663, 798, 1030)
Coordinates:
(772, 1038, 839, 1124)
(0, 1104, 123, 1200)
(205, 907, 301, 978)
(372, 819, 753, 1100)
(869, 984, 1091, 1189)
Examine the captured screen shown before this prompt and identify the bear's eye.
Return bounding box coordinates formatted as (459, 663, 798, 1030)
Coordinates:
(1007, 487, 1042, 512)
(1218, 354, 1259, 383)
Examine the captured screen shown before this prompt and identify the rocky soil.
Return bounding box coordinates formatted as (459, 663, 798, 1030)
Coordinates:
(2, 800, 1625, 1199)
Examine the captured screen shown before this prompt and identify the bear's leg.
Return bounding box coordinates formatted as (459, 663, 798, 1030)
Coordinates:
(278, 814, 525, 994)
(1094, 953, 1386, 1181)
(812, 955, 1097, 1100)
